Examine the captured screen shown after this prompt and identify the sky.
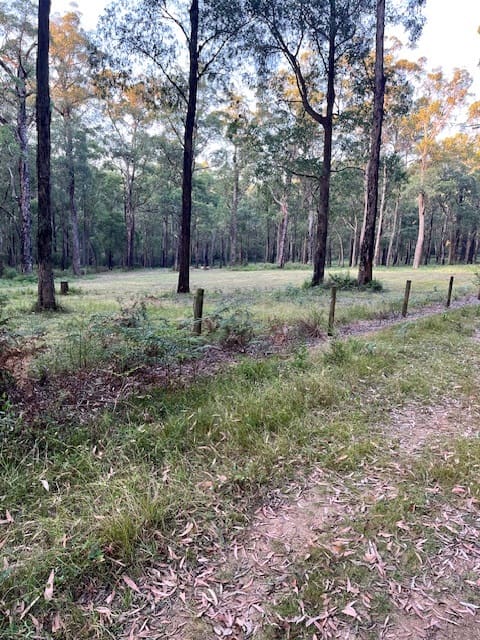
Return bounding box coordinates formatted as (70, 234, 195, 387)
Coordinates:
(51, 0, 480, 97)
(407, 0, 480, 96)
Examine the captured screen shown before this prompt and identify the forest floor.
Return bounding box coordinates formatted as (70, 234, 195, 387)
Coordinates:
(110, 296, 480, 640)
(1, 280, 479, 640)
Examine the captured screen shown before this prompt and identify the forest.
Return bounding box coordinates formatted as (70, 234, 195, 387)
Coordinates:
(1, 0, 479, 292)
(1, 1, 480, 639)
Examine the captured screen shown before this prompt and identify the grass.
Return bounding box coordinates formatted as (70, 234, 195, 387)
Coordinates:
(1, 264, 478, 378)
(0, 267, 479, 638)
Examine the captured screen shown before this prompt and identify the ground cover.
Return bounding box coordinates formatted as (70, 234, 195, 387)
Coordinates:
(0, 266, 479, 639)
(1, 265, 477, 371)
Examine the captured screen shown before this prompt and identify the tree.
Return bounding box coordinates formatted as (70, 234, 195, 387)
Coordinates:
(402, 65, 471, 268)
(36, 0, 56, 310)
(0, 0, 36, 273)
(101, 0, 246, 292)
(50, 11, 92, 275)
(214, 91, 254, 266)
(246, 0, 374, 285)
(357, 0, 385, 285)
(95, 74, 157, 268)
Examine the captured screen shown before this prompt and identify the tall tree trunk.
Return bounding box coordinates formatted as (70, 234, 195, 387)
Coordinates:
(36, 0, 56, 310)
(65, 113, 81, 275)
(473, 229, 479, 263)
(275, 174, 292, 269)
(124, 176, 135, 269)
(423, 208, 434, 265)
(413, 191, 426, 268)
(358, 0, 386, 285)
(350, 215, 359, 267)
(307, 209, 314, 264)
(230, 142, 240, 265)
(336, 231, 344, 267)
(466, 228, 476, 263)
(276, 196, 289, 268)
(177, 0, 199, 293)
(373, 160, 387, 267)
(439, 212, 447, 264)
(162, 215, 169, 267)
(17, 76, 33, 274)
(311, 19, 336, 286)
(447, 208, 457, 265)
(386, 195, 400, 266)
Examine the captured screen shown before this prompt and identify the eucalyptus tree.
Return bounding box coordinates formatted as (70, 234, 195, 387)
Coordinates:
(0, 0, 37, 273)
(357, 0, 425, 283)
(357, 0, 386, 284)
(401, 65, 472, 268)
(208, 89, 261, 265)
(95, 75, 158, 268)
(36, 0, 56, 310)
(245, 0, 377, 285)
(50, 11, 93, 275)
(100, 0, 247, 292)
(249, 74, 321, 268)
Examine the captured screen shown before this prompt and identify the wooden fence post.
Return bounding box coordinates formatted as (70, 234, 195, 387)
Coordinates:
(446, 276, 454, 308)
(60, 281, 69, 295)
(402, 280, 411, 318)
(328, 286, 337, 336)
(193, 288, 204, 335)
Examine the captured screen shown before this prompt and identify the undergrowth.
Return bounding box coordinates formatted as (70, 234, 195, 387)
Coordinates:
(0, 303, 479, 638)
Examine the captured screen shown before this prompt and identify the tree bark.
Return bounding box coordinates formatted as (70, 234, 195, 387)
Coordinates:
(65, 113, 81, 275)
(386, 195, 400, 266)
(124, 171, 135, 268)
(373, 160, 387, 266)
(36, 0, 56, 310)
(177, 0, 199, 293)
(311, 46, 334, 286)
(413, 191, 425, 268)
(423, 208, 434, 265)
(230, 142, 240, 265)
(358, 0, 386, 285)
(276, 196, 289, 268)
(17, 74, 33, 274)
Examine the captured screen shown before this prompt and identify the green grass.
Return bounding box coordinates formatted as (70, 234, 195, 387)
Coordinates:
(1, 264, 477, 379)
(1, 268, 479, 637)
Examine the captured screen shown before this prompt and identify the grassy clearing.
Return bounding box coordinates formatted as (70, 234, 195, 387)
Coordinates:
(1, 288, 479, 638)
(1, 265, 478, 378)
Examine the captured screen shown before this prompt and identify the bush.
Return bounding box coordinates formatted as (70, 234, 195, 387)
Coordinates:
(212, 307, 256, 349)
(325, 273, 383, 292)
(1, 266, 19, 280)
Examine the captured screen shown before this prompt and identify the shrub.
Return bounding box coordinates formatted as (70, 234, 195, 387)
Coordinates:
(212, 307, 256, 349)
(325, 273, 383, 292)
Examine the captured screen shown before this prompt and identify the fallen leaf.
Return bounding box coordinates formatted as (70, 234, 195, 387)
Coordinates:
(95, 606, 113, 621)
(122, 574, 140, 593)
(179, 521, 194, 537)
(452, 485, 467, 495)
(40, 479, 50, 492)
(342, 602, 359, 619)
(52, 612, 64, 632)
(2, 510, 13, 524)
(44, 569, 55, 601)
